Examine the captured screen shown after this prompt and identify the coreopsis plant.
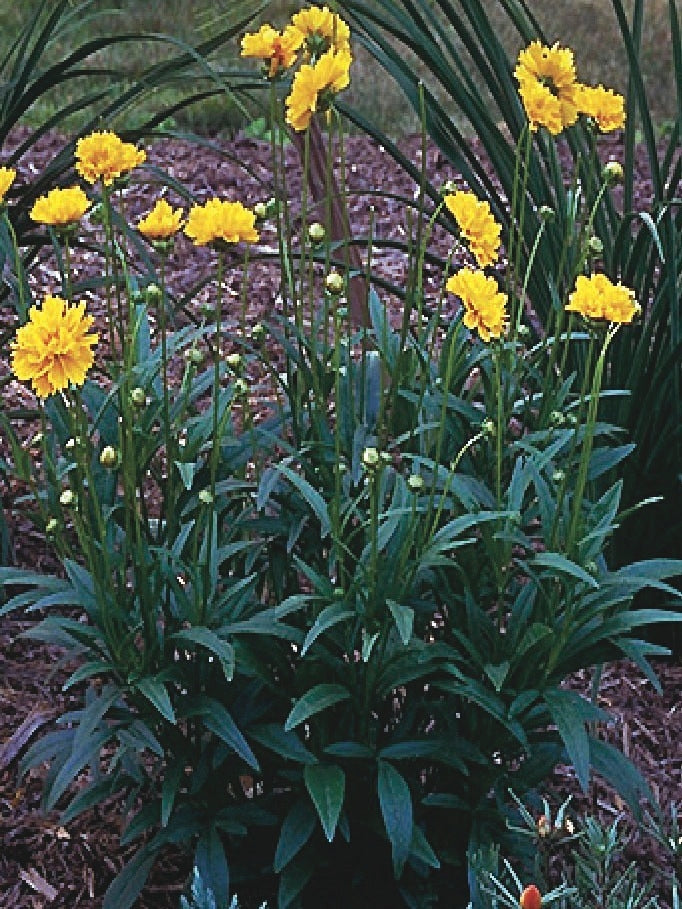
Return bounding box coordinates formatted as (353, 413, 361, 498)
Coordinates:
(1, 12, 682, 909)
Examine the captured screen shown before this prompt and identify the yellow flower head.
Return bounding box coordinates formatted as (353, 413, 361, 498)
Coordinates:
(75, 131, 146, 186)
(285, 47, 352, 131)
(566, 273, 638, 323)
(578, 84, 626, 132)
(184, 198, 259, 246)
(447, 268, 507, 342)
(0, 166, 16, 204)
(444, 191, 501, 268)
(30, 186, 90, 227)
(241, 23, 304, 78)
(515, 41, 580, 134)
(286, 5, 351, 57)
(137, 199, 184, 241)
(11, 294, 98, 399)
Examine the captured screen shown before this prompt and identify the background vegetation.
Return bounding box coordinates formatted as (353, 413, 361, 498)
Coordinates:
(0, 0, 678, 138)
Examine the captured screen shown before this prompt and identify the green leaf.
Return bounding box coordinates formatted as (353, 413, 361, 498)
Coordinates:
(589, 736, 654, 820)
(274, 800, 317, 873)
(483, 661, 510, 692)
(409, 824, 440, 870)
(161, 761, 185, 828)
(544, 689, 610, 793)
(249, 723, 316, 764)
(275, 464, 331, 537)
(202, 701, 259, 771)
(285, 683, 351, 732)
(387, 600, 414, 645)
(135, 677, 176, 724)
(377, 760, 413, 877)
(175, 460, 197, 490)
(195, 826, 229, 909)
(277, 852, 316, 909)
(171, 627, 235, 682)
(103, 845, 158, 909)
(304, 763, 345, 842)
(532, 551, 599, 588)
(301, 604, 354, 656)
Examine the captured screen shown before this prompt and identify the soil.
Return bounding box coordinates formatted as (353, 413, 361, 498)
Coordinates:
(0, 126, 679, 908)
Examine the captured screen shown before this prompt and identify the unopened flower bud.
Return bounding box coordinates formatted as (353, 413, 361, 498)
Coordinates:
(520, 884, 542, 909)
(65, 437, 77, 451)
(226, 353, 242, 371)
(234, 378, 248, 397)
(362, 447, 379, 468)
(30, 432, 44, 447)
(566, 412, 578, 426)
(603, 160, 624, 184)
(552, 468, 566, 484)
(481, 418, 496, 437)
(588, 235, 604, 256)
(99, 445, 118, 468)
(186, 347, 203, 365)
(308, 222, 325, 244)
(517, 323, 531, 338)
(380, 451, 392, 464)
(407, 474, 424, 491)
(325, 270, 345, 295)
(564, 818, 575, 834)
(549, 410, 565, 426)
(441, 179, 458, 194)
(145, 283, 163, 304)
(253, 201, 269, 220)
(539, 205, 555, 222)
(59, 489, 75, 507)
(252, 322, 265, 341)
(45, 517, 58, 534)
(130, 387, 146, 407)
(333, 587, 344, 599)
(198, 489, 213, 505)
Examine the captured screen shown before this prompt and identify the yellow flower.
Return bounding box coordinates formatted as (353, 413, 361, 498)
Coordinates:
(577, 84, 626, 132)
(444, 191, 501, 268)
(0, 166, 16, 204)
(286, 5, 351, 56)
(515, 41, 580, 134)
(285, 47, 352, 131)
(566, 273, 638, 323)
(30, 186, 90, 227)
(447, 268, 507, 342)
(75, 131, 146, 186)
(241, 23, 303, 78)
(184, 198, 259, 246)
(137, 199, 184, 240)
(11, 294, 98, 399)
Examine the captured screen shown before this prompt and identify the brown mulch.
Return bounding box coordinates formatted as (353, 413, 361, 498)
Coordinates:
(0, 126, 679, 907)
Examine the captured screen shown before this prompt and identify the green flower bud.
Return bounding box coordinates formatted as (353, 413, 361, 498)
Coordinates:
(603, 160, 624, 184)
(130, 387, 146, 408)
(234, 378, 248, 397)
(539, 205, 555, 222)
(45, 517, 58, 534)
(362, 447, 380, 468)
(441, 179, 458, 195)
(481, 418, 496, 437)
(144, 283, 163, 304)
(99, 445, 118, 468)
(225, 353, 243, 371)
(251, 323, 266, 341)
(198, 489, 214, 505)
(325, 270, 345, 295)
(308, 222, 326, 244)
(186, 347, 204, 365)
(552, 468, 566, 484)
(588, 235, 604, 256)
(59, 488, 75, 507)
(407, 474, 424, 491)
(549, 410, 565, 426)
(253, 201, 269, 220)
(64, 437, 77, 451)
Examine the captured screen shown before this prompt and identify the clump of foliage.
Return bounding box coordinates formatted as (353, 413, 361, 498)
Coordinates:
(1, 5, 681, 909)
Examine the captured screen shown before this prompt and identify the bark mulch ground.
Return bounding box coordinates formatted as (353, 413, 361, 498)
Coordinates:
(0, 127, 679, 907)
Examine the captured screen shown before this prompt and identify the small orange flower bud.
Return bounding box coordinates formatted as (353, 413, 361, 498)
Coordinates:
(520, 884, 542, 909)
